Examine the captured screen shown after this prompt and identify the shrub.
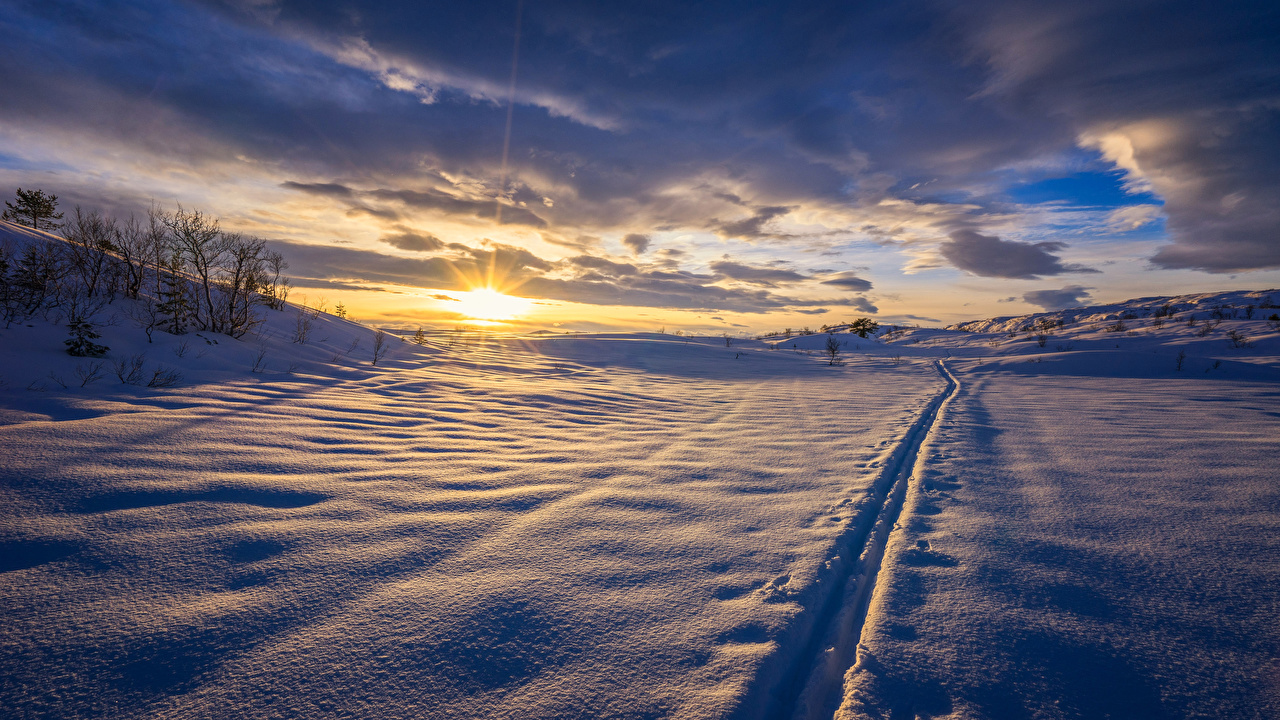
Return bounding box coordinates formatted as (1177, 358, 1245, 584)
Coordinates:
(824, 334, 843, 365)
(372, 329, 389, 366)
(113, 354, 146, 384)
(1226, 329, 1253, 349)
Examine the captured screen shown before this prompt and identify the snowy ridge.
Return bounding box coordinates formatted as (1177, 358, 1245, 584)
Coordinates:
(946, 288, 1278, 335)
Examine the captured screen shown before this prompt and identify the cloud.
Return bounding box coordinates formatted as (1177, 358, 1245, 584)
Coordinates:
(819, 272, 873, 291)
(280, 181, 354, 198)
(708, 260, 806, 286)
(621, 233, 651, 255)
(939, 230, 1098, 279)
(567, 255, 639, 276)
(4, 0, 1279, 329)
(1105, 204, 1163, 232)
(712, 205, 792, 240)
(847, 296, 878, 313)
(380, 229, 444, 252)
(1022, 285, 1093, 310)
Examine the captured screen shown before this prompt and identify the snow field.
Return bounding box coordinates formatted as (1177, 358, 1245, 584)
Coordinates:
(0, 322, 944, 719)
(838, 373, 1280, 719)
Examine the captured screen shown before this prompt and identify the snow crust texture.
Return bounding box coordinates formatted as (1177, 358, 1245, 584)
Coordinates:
(838, 372, 1280, 719)
(0, 328, 941, 719)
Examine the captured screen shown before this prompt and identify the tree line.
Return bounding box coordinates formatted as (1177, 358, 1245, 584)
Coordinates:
(0, 189, 290, 354)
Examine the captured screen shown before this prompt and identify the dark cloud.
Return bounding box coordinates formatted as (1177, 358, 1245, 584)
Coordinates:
(847, 296, 878, 314)
(708, 260, 806, 286)
(567, 255, 639, 276)
(1022, 285, 1094, 311)
(622, 233, 651, 255)
(380, 229, 444, 252)
(280, 181, 354, 198)
(939, 230, 1098, 279)
(368, 188, 547, 228)
(713, 206, 793, 240)
(819, 272, 873, 292)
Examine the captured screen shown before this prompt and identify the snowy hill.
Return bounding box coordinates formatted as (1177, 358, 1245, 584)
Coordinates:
(945, 288, 1279, 334)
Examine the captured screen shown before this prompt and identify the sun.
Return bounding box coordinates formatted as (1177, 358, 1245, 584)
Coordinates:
(451, 287, 532, 321)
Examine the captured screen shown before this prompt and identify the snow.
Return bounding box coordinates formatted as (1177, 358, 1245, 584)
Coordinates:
(2, 222, 1279, 718)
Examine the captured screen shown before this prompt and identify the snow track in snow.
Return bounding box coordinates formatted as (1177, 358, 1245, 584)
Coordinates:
(757, 360, 959, 720)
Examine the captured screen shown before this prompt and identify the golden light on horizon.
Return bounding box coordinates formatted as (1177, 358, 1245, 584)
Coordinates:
(451, 287, 532, 321)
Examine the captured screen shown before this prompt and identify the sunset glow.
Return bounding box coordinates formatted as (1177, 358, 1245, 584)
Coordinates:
(451, 288, 532, 321)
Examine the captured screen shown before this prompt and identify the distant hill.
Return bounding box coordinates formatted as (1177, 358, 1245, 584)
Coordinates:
(947, 289, 1279, 335)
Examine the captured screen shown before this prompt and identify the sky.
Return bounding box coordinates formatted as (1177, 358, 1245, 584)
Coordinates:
(2, 0, 1278, 332)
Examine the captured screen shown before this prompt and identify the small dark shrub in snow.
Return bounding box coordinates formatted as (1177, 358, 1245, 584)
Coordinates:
(251, 342, 269, 373)
(292, 305, 318, 343)
(412, 328, 429, 345)
(723, 333, 734, 347)
(371, 329, 389, 366)
(74, 361, 105, 387)
(1036, 333, 1048, 347)
(65, 317, 108, 357)
(113, 354, 146, 384)
(1226, 329, 1253, 349)
(146, 366, 182, 388)
(1105, 320, 1126, 332)
(334, 302, 347, 319)
(1175, 350, 1187, 371)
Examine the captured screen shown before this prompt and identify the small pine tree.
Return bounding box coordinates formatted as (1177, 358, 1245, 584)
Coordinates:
(413, 327, 428, 345)
(334, 302, 347, 319)
(65, 317, 109, 357)
(156, 256, 191, 335)
(3, 188, 64, 231)
(848, 318, 880, 338)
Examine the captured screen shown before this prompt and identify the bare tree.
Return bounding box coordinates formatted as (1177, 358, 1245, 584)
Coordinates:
(216, 233, 267, 338)
(371, 329, 389, 366)
(261, 250, 290, 310)
(165, 206, 226, 332)
(113, 213, 151, 300)
(63, 207, 120, 301)
(824, 334, 844, 365)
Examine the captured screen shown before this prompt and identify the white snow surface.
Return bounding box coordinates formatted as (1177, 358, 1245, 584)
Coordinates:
(2, 222, 1280, 718)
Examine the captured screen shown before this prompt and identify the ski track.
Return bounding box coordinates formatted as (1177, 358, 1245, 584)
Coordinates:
(747, 360, 959, 720)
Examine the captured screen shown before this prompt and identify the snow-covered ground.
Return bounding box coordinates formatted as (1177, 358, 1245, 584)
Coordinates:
(2, 221, 1279, 718)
